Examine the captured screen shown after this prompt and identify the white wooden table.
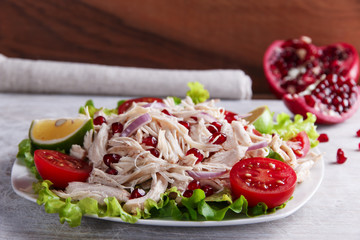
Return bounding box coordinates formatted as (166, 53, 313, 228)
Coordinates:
(1, 93, 359, 240)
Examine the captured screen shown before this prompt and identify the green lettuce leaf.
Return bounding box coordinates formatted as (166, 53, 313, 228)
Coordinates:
(250, 107, 319, 148)
(266, 148, 285, 162)
(145, 188, 287, 222)
(79, 99, 118, 118)
(170, 96, 182, 105)
(35, 181, 288, 227)
(272, 112, 319, 148)
(35, 181, 140, 227)
(16, 139, 41, 179)
(186, 82, 210, 104)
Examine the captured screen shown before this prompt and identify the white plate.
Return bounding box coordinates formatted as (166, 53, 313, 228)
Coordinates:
(11, 156, 324, 227)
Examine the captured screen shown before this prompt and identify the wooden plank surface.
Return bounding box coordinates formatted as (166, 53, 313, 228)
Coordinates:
(0, 0, 359, 94)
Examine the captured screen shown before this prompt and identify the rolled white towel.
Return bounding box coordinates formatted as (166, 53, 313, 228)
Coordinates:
(0, 54, 252, 99)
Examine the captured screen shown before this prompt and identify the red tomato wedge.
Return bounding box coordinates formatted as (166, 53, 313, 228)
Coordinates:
(34, 150, 92, 189)
(118, 97, 164, 114)
(230, 157, 297, 209)
(287, 131, 310, 158)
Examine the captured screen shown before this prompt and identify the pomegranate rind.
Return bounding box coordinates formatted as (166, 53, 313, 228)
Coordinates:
(283, 86, 360, 124)
(335, 42, 360, 82)
(263, 39, 360, 99)
(263, 40, 286, 98)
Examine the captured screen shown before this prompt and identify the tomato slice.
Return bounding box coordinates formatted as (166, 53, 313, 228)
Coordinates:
(118, 97, 164, 114)
(34, 150, 92, 189)
(230, 157, 297, 208)
(287, 131, 310, 158)
(244, 125, 263, 136)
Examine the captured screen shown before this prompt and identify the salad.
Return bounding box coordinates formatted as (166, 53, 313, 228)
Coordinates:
(16, 82, 322, 227)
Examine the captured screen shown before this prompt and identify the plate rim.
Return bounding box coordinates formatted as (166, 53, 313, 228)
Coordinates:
(11, 154, 324, 227)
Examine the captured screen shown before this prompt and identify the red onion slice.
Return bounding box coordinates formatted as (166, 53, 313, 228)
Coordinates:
(246, 140, 268, 151)
(197, 112, 217, 122)
(120, 113, 152, 137)
(237, 113, 252, 118)
(143, 102, 166, 109)
(187, 170, 227, 180)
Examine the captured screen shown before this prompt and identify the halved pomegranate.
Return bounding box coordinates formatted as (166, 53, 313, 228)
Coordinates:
(264, 36, 360, 124)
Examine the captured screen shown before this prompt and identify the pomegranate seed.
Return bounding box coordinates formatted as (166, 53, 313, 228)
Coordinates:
(103, 153, 121, 166)
(179, 121, 190, 131)
(142, 136, 158, 147)
(207, 122, 222, 133)
(336, 148, 347, 164)
(317, 133, 329, 143)
(149, 148, 160, 158)
(183, 190, 193, 198)
(304, 95, 316, 107)
(93, 116, 106, 125)
(111, 122, 123, 134)
(105, 167, 118, 175)
(161, 109, 172, 116)
(224, 111, 238, 123)
(190, 116, 198, 122)
(356, 129, 360, 137)
(209, 132, 227, 144)
(358, 143, 360, 150)
(187, 180, 201, 190)
(201, 185, 214, 197)
(130, 188, 146, 199)
(186, 148, 204, 164)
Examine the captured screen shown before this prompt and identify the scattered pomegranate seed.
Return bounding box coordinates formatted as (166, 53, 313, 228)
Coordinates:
(142, 136, 158, 147)
(103, 153, 121, 167)
(93, 116, 107, 125)
(224, 111, 239, 123)
(179, 121, 190, 131)
(187, 180, 201, 190)
(201, 185, 214, 197)
(209, 132, 227, 144)
(336, 148, 347, 164)
(186, 148, 204, 164)
(191, 116, 198, 121)
(183, 190, 193, 198)
(130, 188, 146, 199)
(358, 143, 360, 150)
(317, 133, 329, 143)
(149, 148, 160, 158)
(161, 109, 172, 116)
(111, 122, 123, 134)
(356, 129, 360, 137)
(105, 167, 118, 175)
(207, 122, 222, 133)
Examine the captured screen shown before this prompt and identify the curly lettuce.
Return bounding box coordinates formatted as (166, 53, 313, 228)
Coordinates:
(253, 109, 319, 148)
(16, 139, 41, 179)
(78, 99, 119, 118)
(186, 82, 210, 104)
(272, 112, 319, 148)
(34, 181, 286, 227)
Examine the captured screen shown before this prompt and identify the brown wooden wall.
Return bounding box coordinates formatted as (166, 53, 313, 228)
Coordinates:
(1, 0, 360, 95)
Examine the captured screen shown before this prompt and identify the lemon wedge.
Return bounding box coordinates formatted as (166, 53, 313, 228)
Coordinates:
(29, 117, 93, 152)
(244, 106, 274, 134)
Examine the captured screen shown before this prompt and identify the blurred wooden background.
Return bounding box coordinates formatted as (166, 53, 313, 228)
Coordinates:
(1, 0, 360, 96)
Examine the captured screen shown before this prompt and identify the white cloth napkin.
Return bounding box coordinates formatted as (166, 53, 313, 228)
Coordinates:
(0, 54, 252, 99)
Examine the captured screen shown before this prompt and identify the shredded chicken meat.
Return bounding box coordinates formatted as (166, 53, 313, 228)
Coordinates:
(56, 96, 321, 214)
